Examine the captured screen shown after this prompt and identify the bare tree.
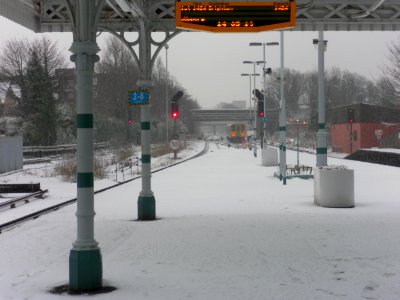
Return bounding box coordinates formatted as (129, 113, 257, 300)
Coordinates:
(284, 69, 305, 114)
(95, 36, 141, 144)
(303, 71, 318, 131)
(31, 36, 66, 76)
(264, 68, 306, 113)
(0, 39, 30, 109)
(151, 58, 169, 120)
(96, 36, 139, 120)
(384, 39, 400, 95)
(375, 77, 398, 108)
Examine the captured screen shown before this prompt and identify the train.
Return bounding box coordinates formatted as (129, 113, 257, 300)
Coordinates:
(226, 123, 247, 143)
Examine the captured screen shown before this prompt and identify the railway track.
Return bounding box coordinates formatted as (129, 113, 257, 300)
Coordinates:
(0, 190, 48, 209)
(0, 141, 209, 233)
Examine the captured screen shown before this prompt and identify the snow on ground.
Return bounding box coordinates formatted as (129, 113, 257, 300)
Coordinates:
(0, 142, 202, 224)
(1, 141, 400, 300)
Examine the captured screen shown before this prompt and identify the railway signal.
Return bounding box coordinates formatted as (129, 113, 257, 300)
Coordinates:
(171, 91, 184, 102)
(128, 110, 133, 125)
(252, 88, 263, 101)
(171, 91, 183, 120)
(171, 102, 179, 119)
(348, 108, 354, 123)
(258, 100, 264, 117)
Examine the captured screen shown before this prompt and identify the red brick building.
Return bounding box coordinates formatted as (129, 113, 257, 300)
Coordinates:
(329, 103, 400, 154)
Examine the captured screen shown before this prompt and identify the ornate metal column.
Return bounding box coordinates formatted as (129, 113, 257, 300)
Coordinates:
(68, 0, 105, 291)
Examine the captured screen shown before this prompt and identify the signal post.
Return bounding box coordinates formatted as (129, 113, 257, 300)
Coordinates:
(170, 92, 183, 159)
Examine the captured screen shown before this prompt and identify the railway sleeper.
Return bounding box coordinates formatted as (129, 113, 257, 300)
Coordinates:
(2, 190, 48, 210)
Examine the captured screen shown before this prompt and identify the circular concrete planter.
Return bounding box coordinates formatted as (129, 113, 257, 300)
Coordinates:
(261, 148, 278, 166)
(314, 165, 355, 208)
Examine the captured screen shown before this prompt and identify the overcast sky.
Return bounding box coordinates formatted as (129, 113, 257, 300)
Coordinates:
(1, 16, 399, 109)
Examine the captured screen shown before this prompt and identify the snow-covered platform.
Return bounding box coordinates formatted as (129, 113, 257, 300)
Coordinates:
(1, 142, 400, 300)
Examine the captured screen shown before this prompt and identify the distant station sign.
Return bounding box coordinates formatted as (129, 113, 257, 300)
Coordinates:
(129, 89, 150, 106)
(175, 1, 296, 33)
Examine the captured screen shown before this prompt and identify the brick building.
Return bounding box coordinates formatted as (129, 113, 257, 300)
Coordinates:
(329, 103, 400, 154)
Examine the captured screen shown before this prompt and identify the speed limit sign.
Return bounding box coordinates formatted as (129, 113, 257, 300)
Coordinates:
(170, 139, 180, 150)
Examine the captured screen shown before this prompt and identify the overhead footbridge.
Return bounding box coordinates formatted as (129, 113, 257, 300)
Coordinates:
(191, 109, 279, 137)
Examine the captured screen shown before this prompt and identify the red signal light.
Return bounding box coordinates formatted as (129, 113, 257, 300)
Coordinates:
(348, 108, 355, 123)
(171, 102, 179, 119)
(128, 119, 133, 125)
(259, 111, 264, 117)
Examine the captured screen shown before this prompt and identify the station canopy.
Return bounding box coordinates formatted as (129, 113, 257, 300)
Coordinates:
(1, 0, 400, 33)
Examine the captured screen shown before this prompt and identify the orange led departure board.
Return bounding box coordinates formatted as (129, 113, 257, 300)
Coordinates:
(175, 1, 296, 33)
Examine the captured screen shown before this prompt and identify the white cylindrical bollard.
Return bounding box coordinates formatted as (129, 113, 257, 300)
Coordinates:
(314, 166, 355, 208)
(261, 148, 278, 166)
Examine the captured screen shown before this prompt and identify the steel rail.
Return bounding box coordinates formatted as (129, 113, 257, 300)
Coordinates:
(0, 190, 48, 209)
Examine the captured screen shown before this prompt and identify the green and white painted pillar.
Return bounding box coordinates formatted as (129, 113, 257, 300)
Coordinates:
(137, 24, 156, 220)
(68, 0, 104, 291)
(278, 31, 287, 185)
(316, 31, 328, 167)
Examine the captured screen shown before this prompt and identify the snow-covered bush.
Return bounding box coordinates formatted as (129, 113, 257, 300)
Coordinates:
(55, 154, 108, 181)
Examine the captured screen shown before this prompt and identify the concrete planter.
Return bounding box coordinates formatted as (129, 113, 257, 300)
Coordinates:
(261, 148, 278, 166)
(314, 166, 355, 208)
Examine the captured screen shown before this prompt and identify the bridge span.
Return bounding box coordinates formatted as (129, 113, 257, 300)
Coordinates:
(191, 109, 280, 137)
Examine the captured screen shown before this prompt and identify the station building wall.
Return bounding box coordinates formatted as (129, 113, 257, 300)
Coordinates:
(329, 103, 400, 154)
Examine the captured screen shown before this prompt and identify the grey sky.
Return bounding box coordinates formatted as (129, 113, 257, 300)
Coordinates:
(0, 16, 399, 109)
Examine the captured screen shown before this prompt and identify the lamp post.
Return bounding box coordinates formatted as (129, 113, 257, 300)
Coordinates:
(243, 60, 263, 157)
(165, 43, 169, 145)
(249, 42, 279, 148)
(241, 72, 260, 151)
